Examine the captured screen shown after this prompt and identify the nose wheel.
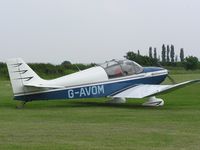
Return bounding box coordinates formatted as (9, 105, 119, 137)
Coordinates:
(142, 96, 164, 107)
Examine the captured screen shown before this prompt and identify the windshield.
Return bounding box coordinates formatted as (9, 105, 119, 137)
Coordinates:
(100, 59, 143, 78)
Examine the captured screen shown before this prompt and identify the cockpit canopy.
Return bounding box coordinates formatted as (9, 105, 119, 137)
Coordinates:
(100, 59, 143, 78)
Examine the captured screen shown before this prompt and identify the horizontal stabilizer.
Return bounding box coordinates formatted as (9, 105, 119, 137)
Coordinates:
(24, 83, 65, 89)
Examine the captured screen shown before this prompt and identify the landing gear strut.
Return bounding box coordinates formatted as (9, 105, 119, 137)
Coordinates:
(16, 101, 27, 109)
(142, 96, 164, 107)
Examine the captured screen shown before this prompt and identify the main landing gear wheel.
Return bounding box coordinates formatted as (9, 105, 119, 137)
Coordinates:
(142, 96, 164, 107)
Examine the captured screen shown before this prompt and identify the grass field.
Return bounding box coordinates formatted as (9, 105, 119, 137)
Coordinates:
(0, 74, 200, 150)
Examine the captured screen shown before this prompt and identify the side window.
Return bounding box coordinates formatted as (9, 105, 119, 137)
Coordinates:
(121, 61, 143, 75)
(105, 64, 123, 78)
(133, 63, 143, 74)
(121, 62, 135, 75)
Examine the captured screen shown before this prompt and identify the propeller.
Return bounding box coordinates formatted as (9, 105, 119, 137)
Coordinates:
(156, 62, 176, 84)
(166, 72, 176, 84)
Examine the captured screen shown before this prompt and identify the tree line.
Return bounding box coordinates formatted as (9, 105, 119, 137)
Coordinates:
(0, 62, 95, 80)
(125, 44, 199, 70)
(0, 45, 199, 79)
(148, 44, 184, 63)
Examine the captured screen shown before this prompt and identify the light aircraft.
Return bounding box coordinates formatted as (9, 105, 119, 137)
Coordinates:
(6, 58, 199, 108)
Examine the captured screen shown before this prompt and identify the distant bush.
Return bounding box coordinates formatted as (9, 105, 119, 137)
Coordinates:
(0, 62, 9, 79)
(183, 56, 199, 70)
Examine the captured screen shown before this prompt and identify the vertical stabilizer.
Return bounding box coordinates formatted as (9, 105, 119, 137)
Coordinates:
(6, 58, 43, 96)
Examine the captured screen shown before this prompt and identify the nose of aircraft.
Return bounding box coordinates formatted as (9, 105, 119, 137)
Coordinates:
(159, 67, 169, 74)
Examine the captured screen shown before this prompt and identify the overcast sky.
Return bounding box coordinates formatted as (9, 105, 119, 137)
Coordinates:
(0, 0, 200, 64)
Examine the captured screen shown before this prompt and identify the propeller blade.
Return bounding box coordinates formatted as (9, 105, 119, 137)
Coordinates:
(167, 74, 176, 84)
(156, 61, 176, 84)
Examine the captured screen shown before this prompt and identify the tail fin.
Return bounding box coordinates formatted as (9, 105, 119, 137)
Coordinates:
(6, 58, 43, 96)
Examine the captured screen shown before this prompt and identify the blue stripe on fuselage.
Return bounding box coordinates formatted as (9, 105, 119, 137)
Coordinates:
(14, 73, 167, 101)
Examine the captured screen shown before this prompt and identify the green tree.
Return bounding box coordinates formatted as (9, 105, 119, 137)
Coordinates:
(162, 44, 166, 63)
(184, 56, 199, 70)
(137, 50, 140, 55)
(149, 47, 152, 58)
(167, 45, 170, 62)
(180, 48, 184, 62)
(170, 45, 175, 62)
(154, 48, 157, 60)
(61, 60, 71, 65)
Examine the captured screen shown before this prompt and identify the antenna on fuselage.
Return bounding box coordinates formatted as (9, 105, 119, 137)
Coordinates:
(75, 64, 81, 71)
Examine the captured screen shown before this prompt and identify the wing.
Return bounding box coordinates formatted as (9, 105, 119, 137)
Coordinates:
(112, 80, 200, 99)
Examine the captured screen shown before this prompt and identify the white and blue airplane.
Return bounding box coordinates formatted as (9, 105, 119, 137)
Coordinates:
(6, 58, 199, 107)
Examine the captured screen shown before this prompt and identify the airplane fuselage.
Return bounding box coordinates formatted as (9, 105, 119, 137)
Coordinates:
(14, 67, 168, 101)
